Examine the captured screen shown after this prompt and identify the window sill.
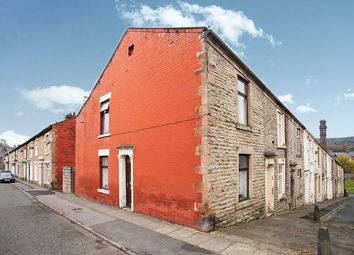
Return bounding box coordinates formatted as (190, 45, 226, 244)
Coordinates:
(277, 145, 287, 149)
(235, 199, 255, 210)
(236, 123, 252, 132)
(278, 195, 287, 202)
(98, 133, 110, 139)
(97, 189, 110, 195)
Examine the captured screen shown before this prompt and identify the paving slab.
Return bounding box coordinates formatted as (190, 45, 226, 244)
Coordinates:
(167, 227, 199, 240)
(181, 232, 214, 246)
(221, 242, 258, 255)
(91, 218, 216, 255)
(199, 235, 236, 253)
(36, 194, 115, 226)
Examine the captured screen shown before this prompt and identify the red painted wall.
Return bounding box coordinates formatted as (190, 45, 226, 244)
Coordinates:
(75, 28, 204, 227)
(53, 118, 76, 189)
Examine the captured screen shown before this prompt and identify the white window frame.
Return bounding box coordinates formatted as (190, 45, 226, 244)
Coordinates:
(98, 149, 110, 194)
(277, 111, 285, 147)
(34, 139, 39, 157)
(277, 158, 286, 198)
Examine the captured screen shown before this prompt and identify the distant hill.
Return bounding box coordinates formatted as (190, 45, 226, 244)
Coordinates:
(324, 136, 354, 152)
(326, 136, 354, 145)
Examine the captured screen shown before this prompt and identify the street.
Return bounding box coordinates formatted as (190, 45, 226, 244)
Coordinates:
(0, 183, 125, 255)
(222, 196, 354, 254)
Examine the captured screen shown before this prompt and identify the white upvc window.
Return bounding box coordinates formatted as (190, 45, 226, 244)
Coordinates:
(100, 156, 109, 190)
(44, 135, 50, 155)
(278, 159, 285, 198)
(30, 142, 33, 158)
(34, 139, 38, 156)
(99, 92, 111, 136)
(277, 111, 285, 146)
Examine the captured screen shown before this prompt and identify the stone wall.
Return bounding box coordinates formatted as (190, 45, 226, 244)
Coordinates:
(202, 37, 306, 227)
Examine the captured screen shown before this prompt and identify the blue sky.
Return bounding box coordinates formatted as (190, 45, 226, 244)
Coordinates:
(1, 0, 353, 146)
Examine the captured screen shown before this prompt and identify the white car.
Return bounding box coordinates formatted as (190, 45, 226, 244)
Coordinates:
(0, 171, 15, 183)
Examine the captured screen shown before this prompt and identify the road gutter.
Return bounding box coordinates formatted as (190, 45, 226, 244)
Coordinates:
(12, 181, 136, 255)
(320, 197, 351, 223)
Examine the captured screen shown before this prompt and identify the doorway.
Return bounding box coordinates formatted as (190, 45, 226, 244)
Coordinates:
(290, 169, 296, 208)
(118, 146, 134, 211)
(125, 156, 132, 209)
(265, 158, 275, 216)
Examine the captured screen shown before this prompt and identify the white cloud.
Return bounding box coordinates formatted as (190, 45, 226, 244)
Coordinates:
(296, 104, 317, 113)
(0, 130, 30, 147)
(21, 85, 90, 114)
(17, 111, 24, 116)
(115, 1, 282, 54)
(344, 92, 354, 100)
(278, 94, 294, 105)
(305, 78, 318, 87)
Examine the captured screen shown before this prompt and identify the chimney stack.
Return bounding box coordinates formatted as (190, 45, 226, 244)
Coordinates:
(319, 119, 327, 148)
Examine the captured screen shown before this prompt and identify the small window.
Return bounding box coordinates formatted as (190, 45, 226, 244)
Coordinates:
(237, 78, 248, 125)
(239, 154, 249, 201)
(34, 140, 38, 156)
(296, 128, 301, 153)
(297, 169, 302, 193)
(128, 44, 134, 56)
(277, 111, 285, 146)
(45, 135, 50, 155)
(278, 163, 285, 197)
(100, 100, 110, 135)
(100, 156, 109, 190)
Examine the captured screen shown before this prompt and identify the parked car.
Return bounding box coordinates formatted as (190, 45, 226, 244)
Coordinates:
(0, 171, 15, 183)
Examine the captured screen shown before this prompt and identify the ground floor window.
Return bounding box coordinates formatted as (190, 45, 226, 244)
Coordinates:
(297, 169, 302, 193)
(239, 154, 250, 201)
(100, 156, 109, 190)
(278, 163, 285, 197)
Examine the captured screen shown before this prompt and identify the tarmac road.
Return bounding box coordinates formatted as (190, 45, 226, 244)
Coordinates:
(327, 193, 354, 226)
(0, 183, 126, 255)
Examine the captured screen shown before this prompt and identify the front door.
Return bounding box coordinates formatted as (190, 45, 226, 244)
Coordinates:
(266, 164, 274, 216)
(290, 170, 295, 208)
(125, 156, 132, 209)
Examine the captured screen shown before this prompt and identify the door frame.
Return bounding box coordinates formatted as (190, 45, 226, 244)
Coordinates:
(265, 157, 275, 217)
(118, 147, 134, 211)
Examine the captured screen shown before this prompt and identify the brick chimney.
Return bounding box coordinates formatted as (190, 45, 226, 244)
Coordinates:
(319, 119, 327, 148)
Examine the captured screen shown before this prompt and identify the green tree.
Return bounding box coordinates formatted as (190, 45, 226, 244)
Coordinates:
(336, 156, 354, 173)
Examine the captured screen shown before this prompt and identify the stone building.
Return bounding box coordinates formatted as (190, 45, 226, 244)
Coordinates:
(74, 27, 344, 230)
(6, 118, 75, 190)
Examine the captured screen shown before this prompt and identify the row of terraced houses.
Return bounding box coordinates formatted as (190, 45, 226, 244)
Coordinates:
(4, 27, 344, 231)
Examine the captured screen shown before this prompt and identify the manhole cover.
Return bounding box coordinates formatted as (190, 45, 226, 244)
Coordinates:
(26, 190, 54, 196)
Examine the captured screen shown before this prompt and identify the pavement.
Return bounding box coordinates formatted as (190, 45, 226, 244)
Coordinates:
(0, 182, 125, 255)
(13, 179, 354, 255)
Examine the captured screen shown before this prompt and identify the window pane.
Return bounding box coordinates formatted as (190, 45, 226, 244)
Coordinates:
(238, 79, 246, 94)
(239, 170, 248, 200)
(100, 100, 110, 112)
(102, 167, 108, 189)
(101, 112, 109, 134)
(101, 156, 108, 167)
(239, 155, 249, 169)
(238, 95, 247, 125)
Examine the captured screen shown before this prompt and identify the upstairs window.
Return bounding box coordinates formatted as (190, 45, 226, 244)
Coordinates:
(237, 78, 248, 125)
(45, 135, 50, 155)
(277, 111, 285, 146)
(34, 140, 38, 156)
(100, 100, 110, 135)
(296, 128, 301, 154)
(239, 154, 250, 201)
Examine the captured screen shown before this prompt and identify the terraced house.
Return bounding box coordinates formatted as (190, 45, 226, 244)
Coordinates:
(5, 117, 75, 190)
(74, 27, 344, 231)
